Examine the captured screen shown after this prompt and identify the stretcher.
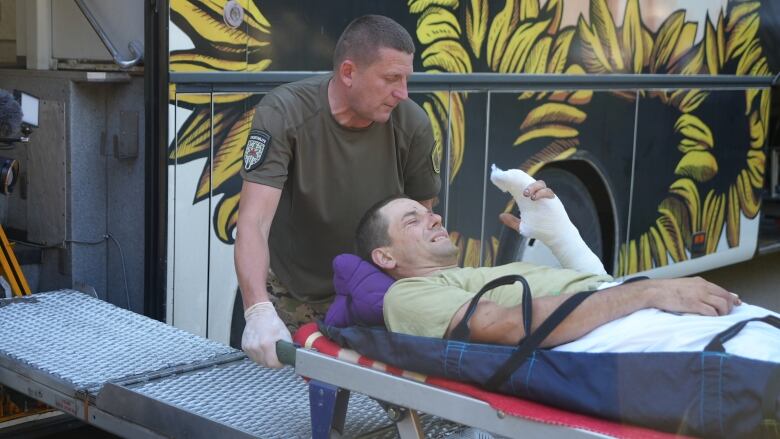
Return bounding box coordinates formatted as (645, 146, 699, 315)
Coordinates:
(2, 290, 773, 438)
(280, 322, 687, 439)
(317, 268, 780, 439)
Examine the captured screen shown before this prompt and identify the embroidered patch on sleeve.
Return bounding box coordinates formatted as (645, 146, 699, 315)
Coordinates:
(243, 129, 271, 171)
(431, 140, 442, 174)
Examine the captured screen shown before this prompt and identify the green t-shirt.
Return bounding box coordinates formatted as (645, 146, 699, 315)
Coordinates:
(241, 74, 441, 301)
(384, 262, 613, 338)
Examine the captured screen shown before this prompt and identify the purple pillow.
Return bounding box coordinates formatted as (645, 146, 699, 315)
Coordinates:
(324, 254, 395, 327)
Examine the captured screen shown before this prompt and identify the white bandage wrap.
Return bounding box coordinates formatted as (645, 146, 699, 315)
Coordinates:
(242, 301, 292, 369)
(490, 164, 607, 275)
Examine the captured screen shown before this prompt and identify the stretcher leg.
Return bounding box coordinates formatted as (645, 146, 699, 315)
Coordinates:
(375, 401, 424, 439)
(393, 408, 424, 439)
(308, 380, 349, 439)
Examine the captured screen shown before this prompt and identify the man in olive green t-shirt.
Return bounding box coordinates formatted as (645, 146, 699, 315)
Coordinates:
(356, 195, 740, 347)
(235, 15, 441, 368)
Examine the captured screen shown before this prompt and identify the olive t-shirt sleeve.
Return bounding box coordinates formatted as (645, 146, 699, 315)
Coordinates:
(384, 278, 473, 339)
(240, 105, 292, 189)
(403, 116, 441, 201)
(383, 264, 612, 339)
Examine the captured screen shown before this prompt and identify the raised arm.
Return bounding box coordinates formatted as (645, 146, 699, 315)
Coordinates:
(234, 180, 290, 368)
(491, 165, 606, 275)
(446, 277, 740, 347)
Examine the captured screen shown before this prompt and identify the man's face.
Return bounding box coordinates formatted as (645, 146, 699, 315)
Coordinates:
(379, 198, 459, 269)
(346, 47, 412, 124)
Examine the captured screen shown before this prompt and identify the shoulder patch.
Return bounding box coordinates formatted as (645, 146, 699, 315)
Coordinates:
(431, 140, 442, 174)
(243, 129, 271, 172)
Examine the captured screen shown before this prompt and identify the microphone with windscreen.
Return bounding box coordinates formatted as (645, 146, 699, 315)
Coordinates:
(0, 89, 22, 142)
(0, 89, 22, 193)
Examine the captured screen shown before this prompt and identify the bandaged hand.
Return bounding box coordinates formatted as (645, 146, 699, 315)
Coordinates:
(490, 164, 607, 275)
(241, 301, 292, 368)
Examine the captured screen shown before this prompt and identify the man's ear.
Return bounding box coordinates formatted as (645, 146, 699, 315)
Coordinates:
(338, 60, 356, 87)
(370, 247, 396, 271)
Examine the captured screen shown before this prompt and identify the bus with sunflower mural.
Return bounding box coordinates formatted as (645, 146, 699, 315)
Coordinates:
(166, 0, 780, 346)
(2, 0, 779, 434)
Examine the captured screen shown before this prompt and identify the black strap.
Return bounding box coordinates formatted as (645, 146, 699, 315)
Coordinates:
(704, 315, 780, 352)
(484, 288, 599, 391)
(454, 275, 648, 390)
(449, 275, 530, 342)
(625, 276, 649, 283)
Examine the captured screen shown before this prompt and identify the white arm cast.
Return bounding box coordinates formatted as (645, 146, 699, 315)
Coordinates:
(490, 164, 607, 275)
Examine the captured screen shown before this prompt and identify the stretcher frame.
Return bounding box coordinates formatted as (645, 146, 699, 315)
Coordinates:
(277, 341, 610, 439)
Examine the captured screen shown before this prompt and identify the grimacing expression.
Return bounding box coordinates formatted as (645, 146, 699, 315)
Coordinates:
(346, 47, 412, 124)
(380, 198, 459, 267)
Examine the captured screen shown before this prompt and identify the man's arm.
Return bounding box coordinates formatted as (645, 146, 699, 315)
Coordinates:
(446, 277, 740, 347)
(234, 180, 290, 368)
(491, 166, 606, 275)
(235, 181, 281, 307)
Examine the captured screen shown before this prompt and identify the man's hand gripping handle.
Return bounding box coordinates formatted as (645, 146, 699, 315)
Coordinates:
(242, 302, 293, 368)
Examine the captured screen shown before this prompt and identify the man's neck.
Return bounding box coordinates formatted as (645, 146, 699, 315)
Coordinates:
(392, 262, 459, 280)
(327, 77, 372, 129)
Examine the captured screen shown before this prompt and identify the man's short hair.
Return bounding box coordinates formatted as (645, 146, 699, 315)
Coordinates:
(333, 15, 415, 70)
(355, 194, 409, 262)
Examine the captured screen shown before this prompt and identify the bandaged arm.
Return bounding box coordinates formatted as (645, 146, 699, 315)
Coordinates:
(490, 165, 607, 275)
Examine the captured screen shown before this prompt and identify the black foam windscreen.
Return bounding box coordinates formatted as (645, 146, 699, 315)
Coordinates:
(0, 89, 22, 138)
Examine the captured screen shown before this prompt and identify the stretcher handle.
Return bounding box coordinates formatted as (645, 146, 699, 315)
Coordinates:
(276, 340, 297, 366)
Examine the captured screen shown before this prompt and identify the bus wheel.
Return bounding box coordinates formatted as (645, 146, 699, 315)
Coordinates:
(495, 168, 603, 267)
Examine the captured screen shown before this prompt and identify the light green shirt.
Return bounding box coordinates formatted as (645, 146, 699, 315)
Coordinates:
(383, 262, 613, 338)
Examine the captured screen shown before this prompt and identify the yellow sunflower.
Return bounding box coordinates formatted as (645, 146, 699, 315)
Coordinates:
(169, 0, 271, 243)
(411, 0, 588, 266)
(616, 1, 769, 275)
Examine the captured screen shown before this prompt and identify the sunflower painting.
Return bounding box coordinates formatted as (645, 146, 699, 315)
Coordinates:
(570, 1, 771, 275)
(167, 0, 774, 284)
(409, 0, 593, 267)
(169, 0, 271, 244)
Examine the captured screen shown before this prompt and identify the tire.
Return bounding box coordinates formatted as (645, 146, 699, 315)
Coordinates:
(495, 168, 603, 267)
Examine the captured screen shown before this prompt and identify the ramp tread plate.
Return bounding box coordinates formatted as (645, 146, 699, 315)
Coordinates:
(0, 291, 236, 393)
(118, 359, 464, 438)
(120, 359, 394, 437)
(0, 291, 467, 438)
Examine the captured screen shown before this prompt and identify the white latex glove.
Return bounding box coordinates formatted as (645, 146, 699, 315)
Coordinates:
(241, 301, 293, 368)
(490, 164, 607, 275)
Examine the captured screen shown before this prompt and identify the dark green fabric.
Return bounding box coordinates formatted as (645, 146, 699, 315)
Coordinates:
(241, 74, 440, 300)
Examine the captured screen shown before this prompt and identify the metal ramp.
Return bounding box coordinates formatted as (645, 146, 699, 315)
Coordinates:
(0, 290, 462, 438)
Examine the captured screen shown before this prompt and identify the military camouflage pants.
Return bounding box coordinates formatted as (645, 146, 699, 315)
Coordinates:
(267, 271, 331, 333)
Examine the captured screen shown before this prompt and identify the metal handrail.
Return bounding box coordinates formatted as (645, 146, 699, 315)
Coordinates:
(170, 71, 776, 93)
(74, 0, 143, 69)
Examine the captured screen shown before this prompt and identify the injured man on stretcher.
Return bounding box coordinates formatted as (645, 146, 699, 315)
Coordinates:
(353, 166, 779, 362)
